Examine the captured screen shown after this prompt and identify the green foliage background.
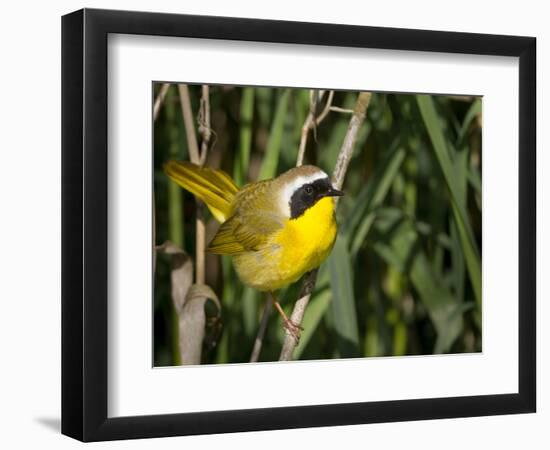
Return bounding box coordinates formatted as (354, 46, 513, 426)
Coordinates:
(153, 84, 482, 365)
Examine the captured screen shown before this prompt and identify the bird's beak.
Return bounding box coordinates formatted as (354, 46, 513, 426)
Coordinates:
(326, 186, 344, 197)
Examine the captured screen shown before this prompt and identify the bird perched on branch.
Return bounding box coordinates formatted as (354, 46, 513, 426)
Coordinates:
(164, 161, 343, 341)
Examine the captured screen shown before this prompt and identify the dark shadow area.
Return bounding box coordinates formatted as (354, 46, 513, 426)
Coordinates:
(35, 417, 61, 433)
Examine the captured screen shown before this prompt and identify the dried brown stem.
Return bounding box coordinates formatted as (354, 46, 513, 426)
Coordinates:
(198, 85, 212, 165)
(194, 85, 212, 285)
(279, 91, 372, 361)
(329, 106, 354, 114)
(195, 206, 206, 286)
(174, 84, 212, 364)
(153, 83, 170, 122)
(178, 84, 201, 164)
(315, 90, 335, 125)
(331, 92, 371, 189)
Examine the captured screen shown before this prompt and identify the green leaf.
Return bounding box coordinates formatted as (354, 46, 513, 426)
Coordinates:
(346, 142, 406, 256)
(468, 167, 482, 194)
(216, 256, 235, 364)
(393, 321, 408, 356)
(258, 89, 291, 180)
(372, 219, 463, 353)
(241, 286, 259, 339)
(165, 85, 185, 249)
(328, 236, 360, 357)
(449, 105, 472, 305)
(233, 87, 255, 186)
(457, 98, 482, 146)
(255, 87, 274, 128)
(416, 95, 481, 310)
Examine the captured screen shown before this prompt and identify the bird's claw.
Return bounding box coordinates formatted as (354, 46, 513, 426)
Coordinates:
(283, 318, 303, 342)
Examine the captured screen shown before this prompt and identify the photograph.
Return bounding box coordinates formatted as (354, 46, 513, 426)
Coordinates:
(1, 0, 541, 446)
(152, 83, 482, 366)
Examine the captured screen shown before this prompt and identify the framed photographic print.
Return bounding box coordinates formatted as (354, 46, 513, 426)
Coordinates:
(61, 8, 536, 441)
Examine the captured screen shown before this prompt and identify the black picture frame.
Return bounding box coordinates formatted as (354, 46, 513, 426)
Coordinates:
(61, 8, 536, 442)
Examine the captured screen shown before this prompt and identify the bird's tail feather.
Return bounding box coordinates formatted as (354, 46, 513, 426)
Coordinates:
(164, 161, 238, 223)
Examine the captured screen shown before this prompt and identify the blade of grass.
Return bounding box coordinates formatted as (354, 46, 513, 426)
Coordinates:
(393, 321, 408, 356)
(416, 95, 481, 309)
(258, 89, 291, 180)
(233, 87, 255, 186)
(364, 315, 380, 356)
(346, 139, 403, 232)
(450, 116, 470, 303)
(457, 98, 482, 146)
(346, 143, 406, 257)
(215, 256, 234, 364)
(255, 87, 274, 128)
(280, 99, 299, 168)
(242, 287, 259, 339)
(328, 235, 360, 357)
(459, 99, 482, 202)
(468, 168, 482, 194)
(165, 86, 184, 249)
(450, 218, 465, 302)
(293, 89, 310, 144)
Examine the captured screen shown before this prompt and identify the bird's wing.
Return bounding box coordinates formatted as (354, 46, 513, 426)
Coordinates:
(164, 160, 238, 223)
(207, 182, 285, 255)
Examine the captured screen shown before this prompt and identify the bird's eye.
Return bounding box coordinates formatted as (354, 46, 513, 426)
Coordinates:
(304, 185, 313, 195)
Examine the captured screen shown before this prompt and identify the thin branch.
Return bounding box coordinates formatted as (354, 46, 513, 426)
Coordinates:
(251, 89, 335, 361)
(332, 92, 371, 190)
(296, 90, 334, 166)
(296, 115, 314, 166)
(249, 299, 273, 362)
(198, 85, 212, 165)
(329, 106, 354, 114)
(194, 212, 206, 286)
(178, 83, 210, 284)
(175, 84, 211, 363)
(194, 85, 212, 285)
(153, 83, 170, 122)
(249, 89, 340, 361)
(178, 84, 201, 164)
(278, 269, 319, 361)
(315, 90, 335, 125)
(279, 91, 372, 361)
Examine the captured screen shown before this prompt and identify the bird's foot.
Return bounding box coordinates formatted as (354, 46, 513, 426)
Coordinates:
(282, 318, 304, 343)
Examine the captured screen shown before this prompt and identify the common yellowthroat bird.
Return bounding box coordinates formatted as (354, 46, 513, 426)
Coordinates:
(164, 161, 343, 340)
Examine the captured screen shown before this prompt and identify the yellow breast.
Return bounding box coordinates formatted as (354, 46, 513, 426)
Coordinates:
(231, 197, 337, 292)
(274, 196, 337, 285)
